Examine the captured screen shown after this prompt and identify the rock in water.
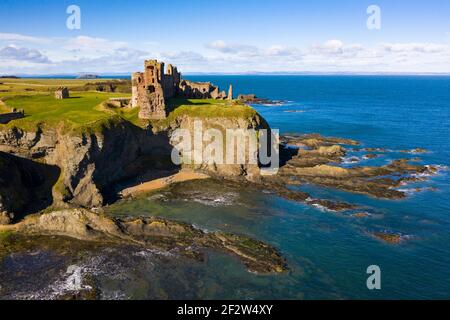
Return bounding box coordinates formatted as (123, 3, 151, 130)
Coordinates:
(7, 209, 288, 275)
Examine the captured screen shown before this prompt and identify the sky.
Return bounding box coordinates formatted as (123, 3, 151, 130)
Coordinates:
(1, 0, 450, 74)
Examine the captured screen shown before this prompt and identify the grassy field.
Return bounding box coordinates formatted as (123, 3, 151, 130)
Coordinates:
(0, 78, 257, 134)
(1, 92, 135, 132)
(156, 98, 257, 127)
(0, 78, 131, 98)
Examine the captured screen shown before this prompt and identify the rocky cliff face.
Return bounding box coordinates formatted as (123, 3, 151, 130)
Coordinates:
(163, 113, 270, 179)
(0, 111, 269, 216)
(0, 121, 173, 211)
(0, 152, 59, 224)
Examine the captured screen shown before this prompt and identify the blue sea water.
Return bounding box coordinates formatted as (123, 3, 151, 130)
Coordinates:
(88, 76, 450, 299)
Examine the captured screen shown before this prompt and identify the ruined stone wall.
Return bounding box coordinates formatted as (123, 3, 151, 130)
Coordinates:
(55, 87, 70, 99)
(179, 80, 216, 99)
(132, 59, 231, 120)
(163, 64, 181, 98)
(137, 60, 167, 120)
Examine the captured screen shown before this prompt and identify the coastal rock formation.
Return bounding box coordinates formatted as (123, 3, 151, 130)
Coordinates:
(0, 106, 270, 211)
(0, 120, 175, 209)
(0, 152, 59, 222)
(0, 209, 288, 274)
(164, 114, 270, 179)
(277, 134, 437, 199)
(237, 94, 271, 104)
(371, 232, 404, 244)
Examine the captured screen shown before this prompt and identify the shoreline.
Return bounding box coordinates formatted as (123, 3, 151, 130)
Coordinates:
(119, 170, 210, 198)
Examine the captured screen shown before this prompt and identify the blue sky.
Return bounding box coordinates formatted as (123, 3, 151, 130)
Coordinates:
(1, 0, 450, 74)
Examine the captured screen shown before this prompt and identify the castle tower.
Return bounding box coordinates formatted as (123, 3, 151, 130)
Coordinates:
(132, 58, 235, 120)
(132, 60, 168, 120)
(144, 60, 165, 86)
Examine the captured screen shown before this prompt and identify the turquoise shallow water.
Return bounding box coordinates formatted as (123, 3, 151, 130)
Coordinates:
(3, 76, 448, 300)
(106, 76, 450, 299)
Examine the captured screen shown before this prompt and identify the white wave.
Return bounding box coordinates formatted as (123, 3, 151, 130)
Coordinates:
(188, 192, 238, 207)
(397, 188, 420, 196)
(341, 156, 361, 164)
(100, 290, 129, 300)
(311, 203, 329, 212)
(134, 248, 174, 258)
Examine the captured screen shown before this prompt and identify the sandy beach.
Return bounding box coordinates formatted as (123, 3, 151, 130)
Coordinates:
(119, 170, 210, 198)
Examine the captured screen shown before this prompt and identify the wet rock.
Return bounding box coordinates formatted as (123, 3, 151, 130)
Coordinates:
(372, 232, 404, 244)
(363, 154, 379, 159)
(237, 94, 271, 104)
(5, 209, 288, 275)
(400, 148, 427, 154)
(282, 134, 359, 149)
(363, 148, 387, 153)
(279, 158, 437, 200)
(284, 145, 346, 168)
(305, 199, 358, 212)
(351, 212, 371, 218)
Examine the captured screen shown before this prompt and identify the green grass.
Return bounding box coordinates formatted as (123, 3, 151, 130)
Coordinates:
(0, 78, 131, 98)
(1, 92, 132, 133)
(153, 98, 258, 129)
(0, 230, 13, 241)
(0, 80, 258, 135)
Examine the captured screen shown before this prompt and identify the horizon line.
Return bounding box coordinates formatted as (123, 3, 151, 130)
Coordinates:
(3, 71, 450, 78)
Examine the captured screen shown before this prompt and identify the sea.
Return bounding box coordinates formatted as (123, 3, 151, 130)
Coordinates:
(1, 75, 449, 300)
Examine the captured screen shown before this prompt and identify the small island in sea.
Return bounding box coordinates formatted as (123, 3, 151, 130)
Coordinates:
(76, 74, 100, 80)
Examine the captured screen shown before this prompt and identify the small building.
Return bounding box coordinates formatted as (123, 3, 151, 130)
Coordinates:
(55, 87, 70, 99)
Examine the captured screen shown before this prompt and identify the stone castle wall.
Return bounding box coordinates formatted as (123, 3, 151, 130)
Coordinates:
(132, 59, 231, 120)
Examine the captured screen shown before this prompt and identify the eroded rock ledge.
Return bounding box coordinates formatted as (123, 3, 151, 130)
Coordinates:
(274, 133, 437, 200)
(0, 209, 287, 275)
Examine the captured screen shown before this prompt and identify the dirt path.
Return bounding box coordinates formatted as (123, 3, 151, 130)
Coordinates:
(119, 170, 210, 198)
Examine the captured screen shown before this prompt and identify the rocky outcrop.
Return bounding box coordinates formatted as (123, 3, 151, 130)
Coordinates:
(0, 152, 59, 223)
(163, 113, 271, 179)
(0, 120, 175, 210)
(0, 108, 271, 212)
(278, 134, 437, 200)
(237, 94, 271, 104)
(1, 209, 287, 274)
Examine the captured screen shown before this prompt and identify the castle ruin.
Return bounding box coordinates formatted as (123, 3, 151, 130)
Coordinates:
(132, 60, 232, 120)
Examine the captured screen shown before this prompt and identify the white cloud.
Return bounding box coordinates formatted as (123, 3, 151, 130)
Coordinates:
(0, 32, 51, 44)
(0, 45, 50, 64)
(381, 42, 448, 54)
(1, 32, 450, 74)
